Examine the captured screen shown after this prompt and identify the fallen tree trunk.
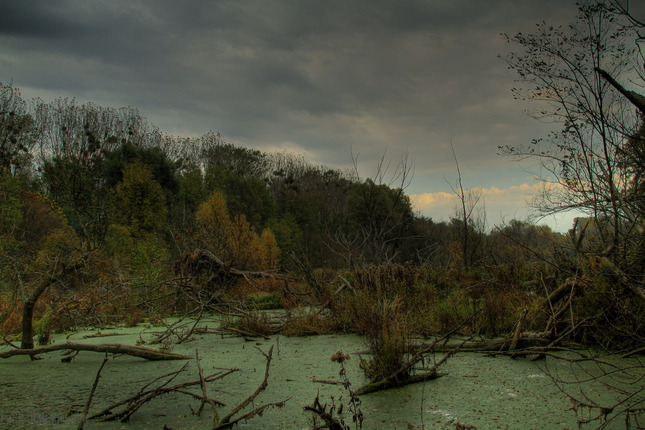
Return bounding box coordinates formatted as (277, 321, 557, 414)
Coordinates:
(175, 249, 302, 300)
(0, 342, 190, 361)
(354, 370, 447, 396)
(418, 336, 583, 353)
(177, 249, 283, 282)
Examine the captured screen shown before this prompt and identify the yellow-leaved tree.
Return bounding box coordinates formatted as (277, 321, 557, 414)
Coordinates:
(196, 191, 279, 271)
(195, 190, 232, 260)
(259, 229, 279, 271)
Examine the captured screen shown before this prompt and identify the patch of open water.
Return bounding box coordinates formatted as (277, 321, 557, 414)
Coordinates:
(0, 320, 635, 429)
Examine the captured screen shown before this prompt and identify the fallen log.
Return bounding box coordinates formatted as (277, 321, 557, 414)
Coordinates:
(0, 342, 190, 361)
(419, 336, 583, 353)
(354, 370, 447, 396)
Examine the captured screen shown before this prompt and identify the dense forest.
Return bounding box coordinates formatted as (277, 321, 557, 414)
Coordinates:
(2, 1, 645, 427)
(0, 80, 573, 336)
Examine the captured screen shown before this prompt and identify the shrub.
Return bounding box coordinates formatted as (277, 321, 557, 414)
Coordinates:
(245, 292, 283, 310)
(223, 311, 279, 337)
(350, 294, 410, 383)
(430, 288, 474, 334)
(281, 309, 347, 336)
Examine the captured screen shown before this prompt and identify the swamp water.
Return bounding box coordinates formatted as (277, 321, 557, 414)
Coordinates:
(0, 320, 633, 429)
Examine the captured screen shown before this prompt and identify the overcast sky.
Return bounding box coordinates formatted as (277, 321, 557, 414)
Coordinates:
(3, 0, 639, 231)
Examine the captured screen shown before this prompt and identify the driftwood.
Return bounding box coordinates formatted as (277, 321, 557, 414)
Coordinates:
(82, 332, 124, 339)
(191, 350, 220, 425)
(509, 308, 528, 351)
(354, 334, 583, 395)
(176, 249, 304, 301)
(0, 341, 190, 361)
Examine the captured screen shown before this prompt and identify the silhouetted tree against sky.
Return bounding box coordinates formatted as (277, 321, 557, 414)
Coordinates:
(0, 83, 36, 176)
(501, 1, 643, 268)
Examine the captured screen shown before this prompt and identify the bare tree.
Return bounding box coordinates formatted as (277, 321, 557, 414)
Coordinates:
(501, 1, 644, 270)
(502, 2, 645, 426)
(0, 83, 37, 175)
(448, 145, 486, 268)
(331, 149, 415, 266)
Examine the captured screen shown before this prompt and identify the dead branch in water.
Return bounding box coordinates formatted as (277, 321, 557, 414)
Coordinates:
(214, 346, 288, 429)
(89, 363, 233, 422)
(84, 345, 287, 428)
(77, 353, 109, 430)
(0, 341, 190, 361)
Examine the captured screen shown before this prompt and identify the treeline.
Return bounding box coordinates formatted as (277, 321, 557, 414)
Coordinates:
(0, 82, 564, 273)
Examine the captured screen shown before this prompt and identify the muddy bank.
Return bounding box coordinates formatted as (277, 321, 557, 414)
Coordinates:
(0, 322, 626, 429)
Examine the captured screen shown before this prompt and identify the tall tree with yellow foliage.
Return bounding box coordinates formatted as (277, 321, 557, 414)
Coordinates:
(196, 191, 279, 271)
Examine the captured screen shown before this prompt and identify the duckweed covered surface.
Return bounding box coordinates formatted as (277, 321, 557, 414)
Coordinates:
(0, 322, 631, 429)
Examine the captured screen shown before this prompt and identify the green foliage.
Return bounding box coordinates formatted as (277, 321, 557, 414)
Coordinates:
(19, 190, 68, 253)
(174, 161, 206, 227)
(111, 161, 168, 235)
(102, 141, 178, 194)
(574, 258, 645, 349)
(344, 179, 414, 264)
(205, 165, 275, 229)
(35, 102, 153, 244)
(36, 225, 81, 266)
(33, 307, 54, 344)
(128, 234, 169, 286)
(431, 288, 474, 334)
(102, 223, 135, 260)
(201, 137, 268, 179)
(42, 154, 104, 239)
(266, 214, 303, 267)
(244, 292, 283, 310)
(6, 81, 645, 354)
(103, 224, 168, 282)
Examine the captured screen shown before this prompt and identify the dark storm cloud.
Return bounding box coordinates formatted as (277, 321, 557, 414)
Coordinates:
(1, 0, 574, 175)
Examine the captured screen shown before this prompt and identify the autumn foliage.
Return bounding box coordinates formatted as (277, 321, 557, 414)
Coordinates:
(196, 191, 279, 271)
(0, 79, 643, 359)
